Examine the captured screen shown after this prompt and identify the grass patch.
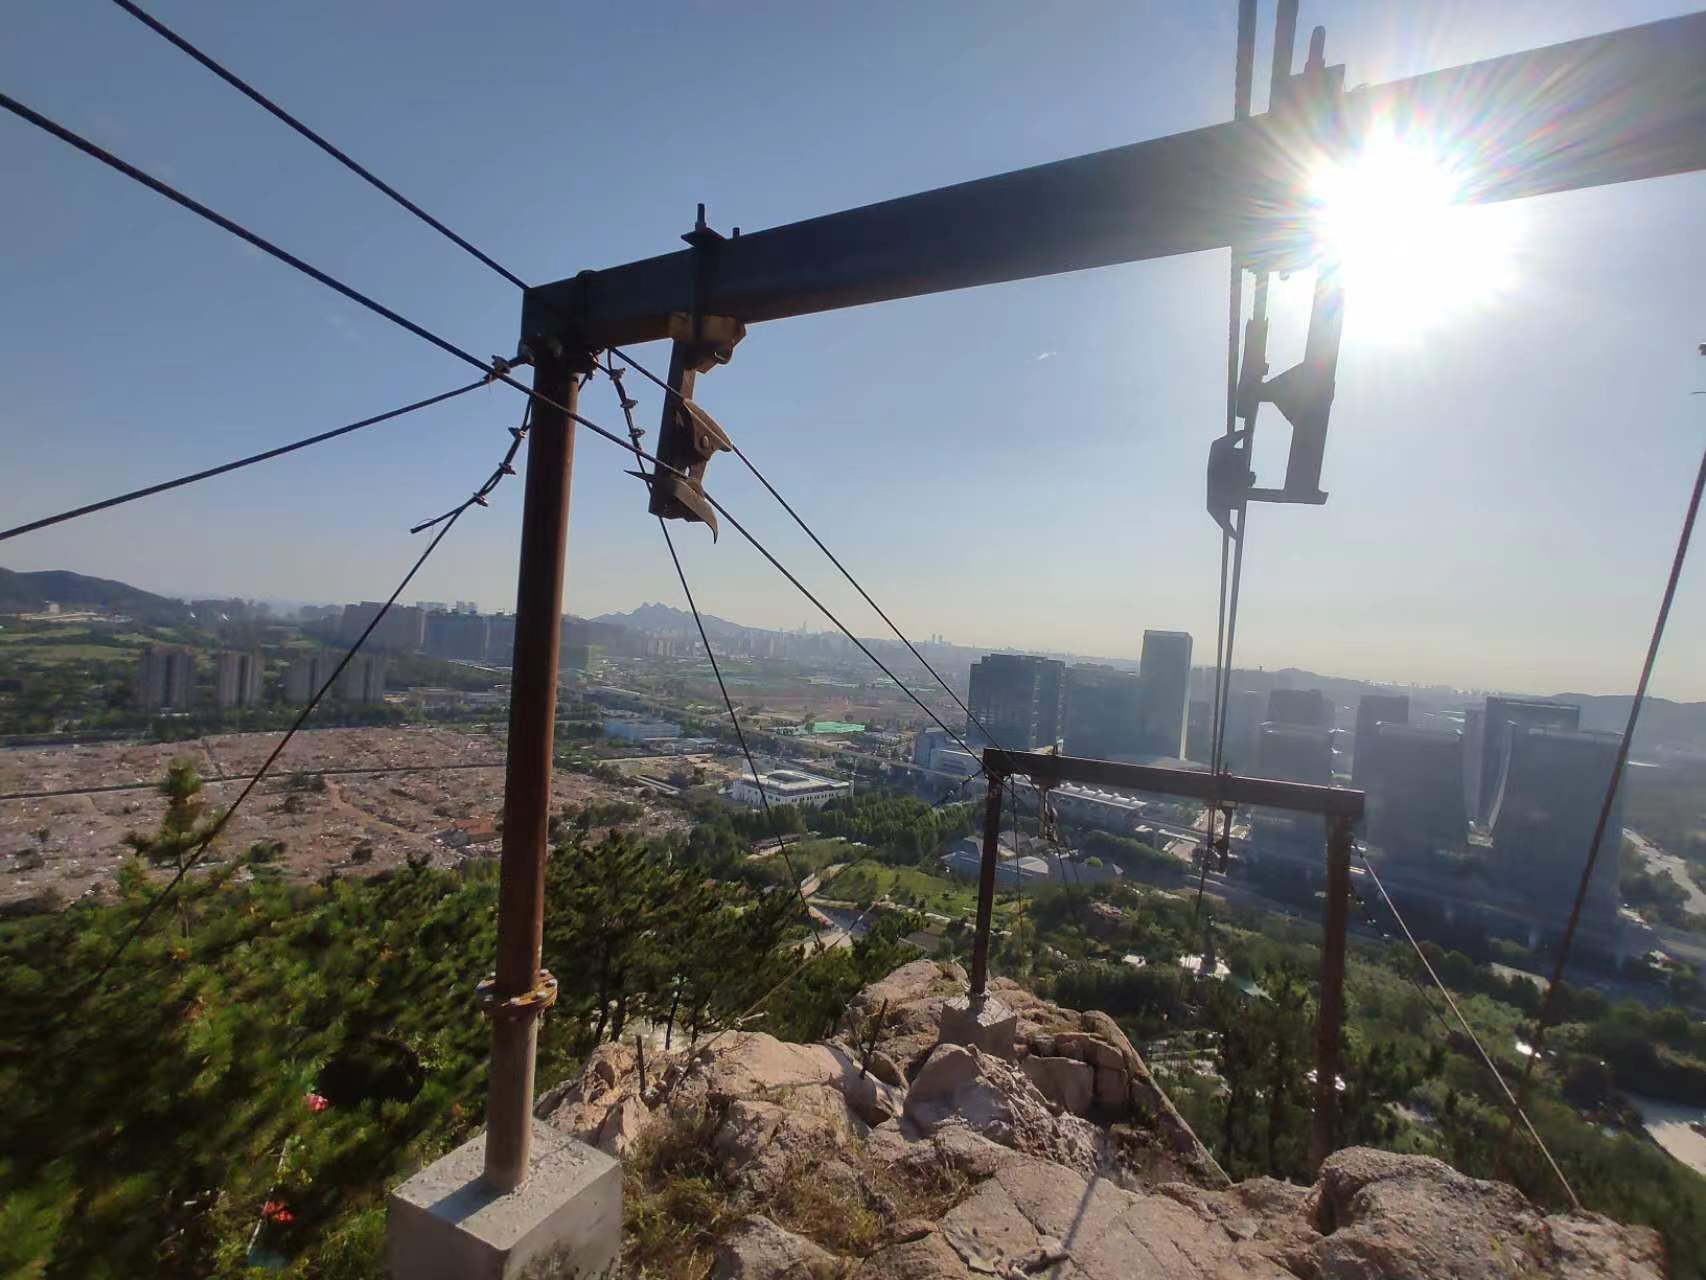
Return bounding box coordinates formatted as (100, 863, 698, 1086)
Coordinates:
(623, 1112, 973, 1277)
(622, 1110, 741, 1280)
(821, 858, 1017, 921)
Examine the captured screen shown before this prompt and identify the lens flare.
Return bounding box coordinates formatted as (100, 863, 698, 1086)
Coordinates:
(1309, 130, 1519, 340)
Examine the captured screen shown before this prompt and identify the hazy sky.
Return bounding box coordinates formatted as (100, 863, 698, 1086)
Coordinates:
(3, 2, 1702, 699)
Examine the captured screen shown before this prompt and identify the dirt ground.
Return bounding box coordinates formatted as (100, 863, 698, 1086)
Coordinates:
(0, 726, 690, 910)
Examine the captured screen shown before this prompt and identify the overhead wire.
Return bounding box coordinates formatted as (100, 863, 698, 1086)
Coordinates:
(94, 0, 1013, 788)
(1, 86, 1005, 909)
(0, 91, 681, 480)
(602, 346, 1016, 772)
(61, 402, 531, 1012)
(0, 379, 487, 544)
(1356, 852, 1580, 1209)
(104, 0, 530, 290)
(35, 12, 1014, 800)
(1207, 0, 1257, 787)
(2, 82, 990, 779)
(601, 362, 822, 954)
(1498, 434, 1706, 1172)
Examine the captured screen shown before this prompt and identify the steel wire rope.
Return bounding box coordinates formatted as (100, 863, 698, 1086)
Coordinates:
(55, 407, 530, 1015)
(0, 88, 988, 788)
(603, 346, 1017, 773)
(104, 0, 529, 290)
(0, 91, 685, 479)
(53, 5, 1018, 796)
(0, 380, 487, 544)
(601, 363, 822, 956)
(1344, 875, 1568, 1197)
(1356, 852, 1580, 1208)
(94, 0, 1012, 784)
(1497, 435, 1706, 1174)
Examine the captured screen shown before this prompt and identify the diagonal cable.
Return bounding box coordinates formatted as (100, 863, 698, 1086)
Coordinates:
(0, 90, 680, 478)
(606, 345, 1012, 769)
(0, 89, 1005, 792)
(65, 484, 493, 1013)
(1499, 435, 1706, 1171)
(105, 0, 529, 290)
(602, 365, 821, 954)
(0, 379, 486, 544)
(1357, 852, 1579, 1209)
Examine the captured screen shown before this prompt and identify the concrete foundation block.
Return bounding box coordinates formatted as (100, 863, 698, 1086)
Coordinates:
(939, 995, 1019, 1059)
(386, 1121, 620, 1280)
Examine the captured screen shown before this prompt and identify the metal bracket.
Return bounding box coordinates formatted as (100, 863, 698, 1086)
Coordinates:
(645, 204, 747, 537)
(1247, 264, 1343, 506)
(1206, 27, 1347, 515)
(1206, 428, 1254, 537)
(476, 969, 560, 1022)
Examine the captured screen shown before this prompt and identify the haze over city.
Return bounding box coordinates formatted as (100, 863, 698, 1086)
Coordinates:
(4, 0, 1704, 699)
(5, 3, 1706, 1277)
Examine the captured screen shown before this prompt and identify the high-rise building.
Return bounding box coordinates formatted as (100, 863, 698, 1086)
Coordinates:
(1063, 664, 1143, 759)
(967, 654, 1065, 751)
(1363, 724, 1465, 862)
(1221, 689, 1266, 771)
(1137, 630, 1192, 757)
(339, 602, 426, 652)
(1352, 694, 1410, 787)
(562, 643, 600, 673)
(214, 651, 264, 709)
(913, 726, 953, 768)
(487, 614, 516, 665)
(1462, 706, 1485, 822)
(285, 653, 339, 704)
(1266, 688, 1332, 729)
(335, 654, 388, 704)
(1185, 698, 1213, 763)
(1476, 697, 1580, 825)
(1492, 727, 1622, 920)
(136, 645, 195, 710)
(1255, 723, 1333, 786)
(425, 610, 490, 661)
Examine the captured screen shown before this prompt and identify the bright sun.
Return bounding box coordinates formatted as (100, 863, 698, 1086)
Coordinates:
(1306, 130, 1519, 338)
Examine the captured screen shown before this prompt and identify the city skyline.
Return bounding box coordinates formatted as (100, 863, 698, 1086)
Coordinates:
(14, 563, 1706, 708)
(3, 1, 1702, 703)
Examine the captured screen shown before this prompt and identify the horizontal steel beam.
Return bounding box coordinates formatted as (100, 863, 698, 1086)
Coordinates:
(525, 11, 1706, 348)
(986, 748, 1364, 820)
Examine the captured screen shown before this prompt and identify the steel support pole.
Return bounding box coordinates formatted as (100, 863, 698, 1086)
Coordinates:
(482, 343, 586, 1192)
(969, 771, 1006, 1000)
(1310, 813, 1354, 1171)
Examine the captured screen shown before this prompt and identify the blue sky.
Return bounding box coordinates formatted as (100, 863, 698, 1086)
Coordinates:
(2, 1, 1702, 698)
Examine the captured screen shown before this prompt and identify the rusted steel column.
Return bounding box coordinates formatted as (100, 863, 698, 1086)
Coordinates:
(969, 764, 1006, 1000)
(1310, 813, 1353, 1171)
(482, 342, 586, 1192)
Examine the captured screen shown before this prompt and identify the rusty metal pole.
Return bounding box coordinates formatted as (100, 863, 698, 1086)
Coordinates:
(969, 764, 1006, 1001)
(481, 341, 586, 1193)
(1310, 812, 1353, 1171)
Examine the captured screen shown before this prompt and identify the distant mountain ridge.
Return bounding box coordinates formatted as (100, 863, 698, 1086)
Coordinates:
(1547, 692, 1706, 754)
(0, 567, 189, 622)
(589, 601, 778, 643)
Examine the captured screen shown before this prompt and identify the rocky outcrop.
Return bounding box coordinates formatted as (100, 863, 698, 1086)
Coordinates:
(710, 1216, 835, 1280)
(847, 960, 1227, 1186)
(538, 960, 1664, 1279)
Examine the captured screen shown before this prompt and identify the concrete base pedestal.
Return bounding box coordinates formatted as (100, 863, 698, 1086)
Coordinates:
(940, 995, 1018, 1059)
(386, 1121, 620, 1280)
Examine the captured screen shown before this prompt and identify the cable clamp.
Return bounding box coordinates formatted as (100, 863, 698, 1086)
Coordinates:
(476, 969, 559, 1021)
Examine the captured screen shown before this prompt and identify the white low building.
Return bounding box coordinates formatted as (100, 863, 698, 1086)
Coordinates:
(729, 767, 849, 809)
(604, 717, 682, 742)
(1013, 778, 1148, 831)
